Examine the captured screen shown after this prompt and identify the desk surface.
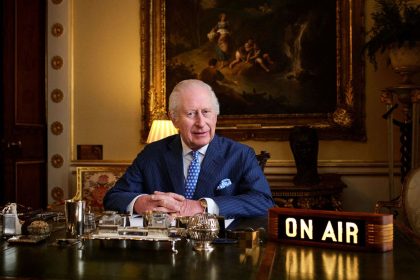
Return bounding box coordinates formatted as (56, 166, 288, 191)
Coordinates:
(1, 218, 420, 280)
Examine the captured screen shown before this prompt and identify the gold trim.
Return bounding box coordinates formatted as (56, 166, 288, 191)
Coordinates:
(367, 223, 394, 244)
(51, 89, 64, 103)
(51, 23, 64, 37)
(51, 55, 63, 70)
(332, 107, 354, 127)
(50, 121, 63, 135)
(51, 154, 64, 168)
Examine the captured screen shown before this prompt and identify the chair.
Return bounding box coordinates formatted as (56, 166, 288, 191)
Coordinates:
(74, 166, 127, 213)
(256, 150, 270, 171)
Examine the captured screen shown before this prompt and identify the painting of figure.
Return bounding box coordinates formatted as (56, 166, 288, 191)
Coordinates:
(165, 0, 337, 116)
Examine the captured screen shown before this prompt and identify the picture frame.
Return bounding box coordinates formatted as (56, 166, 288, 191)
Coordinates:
(140, 0, 366, 141)
(74, 166, 127, 213)
(76, 144, 103, 160)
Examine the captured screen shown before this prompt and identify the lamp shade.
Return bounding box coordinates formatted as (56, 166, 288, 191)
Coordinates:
(146, 120, 178, 143)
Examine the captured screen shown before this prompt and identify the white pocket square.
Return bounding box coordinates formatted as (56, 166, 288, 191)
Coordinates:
(217, 178, 232, 190)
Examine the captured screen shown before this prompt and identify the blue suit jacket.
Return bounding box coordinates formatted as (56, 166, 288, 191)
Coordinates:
(103, 134, 275, 218)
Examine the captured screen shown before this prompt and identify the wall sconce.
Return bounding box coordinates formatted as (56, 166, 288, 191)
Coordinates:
(146, 120, 178, 143)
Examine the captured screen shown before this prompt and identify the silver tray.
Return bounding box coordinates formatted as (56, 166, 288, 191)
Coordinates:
(83, 226, 183, 253)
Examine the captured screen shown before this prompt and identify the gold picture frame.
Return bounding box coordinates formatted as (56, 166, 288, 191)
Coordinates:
(140, 0, 366, 141)
(74, 166, 127, 213)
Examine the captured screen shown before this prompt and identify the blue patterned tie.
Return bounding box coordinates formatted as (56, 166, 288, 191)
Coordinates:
(185, 150, 200, 199)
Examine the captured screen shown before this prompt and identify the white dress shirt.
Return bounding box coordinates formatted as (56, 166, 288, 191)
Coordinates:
(180, 140, 219, 215)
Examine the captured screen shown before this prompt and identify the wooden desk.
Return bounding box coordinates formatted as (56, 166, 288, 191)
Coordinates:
(269, 173, 346, 211)
(1, 218, 419, 280)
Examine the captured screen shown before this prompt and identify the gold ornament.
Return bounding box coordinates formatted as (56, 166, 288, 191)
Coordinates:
(51, 56, 63, 70)
(332, 107, 354, 127)
(51, 89, 64, 103)
(51, 154, 64, 168)
(51, 23, 64, 37)
(50, 121, 63, 135)
(51, 186, 64, 204)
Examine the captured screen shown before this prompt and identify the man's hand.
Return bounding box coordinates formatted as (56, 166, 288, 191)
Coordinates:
(133, 191, 185, 214)
(133, 191, 205, 216)
(179, 199, 205, 216)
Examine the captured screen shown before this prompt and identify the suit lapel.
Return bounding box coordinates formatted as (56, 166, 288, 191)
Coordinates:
(164, 136, 185, 195)
(194, 136, 225, 198)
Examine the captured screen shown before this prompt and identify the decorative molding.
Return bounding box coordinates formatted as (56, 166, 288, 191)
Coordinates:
(51, 23, 64, 37)
(47, 0, 72, 205)
(265, 160, 400, 176)
(50, 121, 63, 135)
(50, 186, 64, 204)
(70, 160, 132, 168)
(50, 88, 64, 103)
(69, 159, 400, 177)
(51, 154, 64, 168)
(51, 55, 63, 69)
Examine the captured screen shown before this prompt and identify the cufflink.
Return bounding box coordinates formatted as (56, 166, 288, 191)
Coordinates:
(199, 198, 208, 213)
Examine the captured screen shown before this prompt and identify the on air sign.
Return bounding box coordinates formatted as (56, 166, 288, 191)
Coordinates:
(268, 208, 393, 252)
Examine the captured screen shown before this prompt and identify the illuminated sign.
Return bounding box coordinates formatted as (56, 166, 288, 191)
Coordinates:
(268, 208, 393, 252)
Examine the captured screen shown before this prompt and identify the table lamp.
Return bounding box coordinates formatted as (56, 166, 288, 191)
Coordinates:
(146, 120, 178, 143)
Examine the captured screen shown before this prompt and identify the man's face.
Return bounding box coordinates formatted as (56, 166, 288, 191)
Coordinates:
(171, 86, 217, 150)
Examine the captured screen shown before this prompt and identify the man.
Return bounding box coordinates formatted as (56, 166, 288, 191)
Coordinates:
(199, 58, 224, 87)
(103, 79, 274, 218)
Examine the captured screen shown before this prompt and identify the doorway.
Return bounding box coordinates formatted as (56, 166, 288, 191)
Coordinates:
(1, 0, 47, 209)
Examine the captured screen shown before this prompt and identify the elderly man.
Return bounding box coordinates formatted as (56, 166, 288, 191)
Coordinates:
(103, 79, 274, 218)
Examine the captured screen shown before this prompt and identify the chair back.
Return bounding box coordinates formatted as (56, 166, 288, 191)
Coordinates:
(256, 150, 270, 171)
(74, 166, 127, 213)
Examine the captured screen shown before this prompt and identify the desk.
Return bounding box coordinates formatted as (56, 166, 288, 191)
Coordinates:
(1, 219, 419, 280)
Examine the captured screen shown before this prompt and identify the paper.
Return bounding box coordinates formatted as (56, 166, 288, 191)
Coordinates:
(129, 215, 144, 227)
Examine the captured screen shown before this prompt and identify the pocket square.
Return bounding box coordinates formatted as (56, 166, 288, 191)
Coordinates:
(217, 178, 232, 190)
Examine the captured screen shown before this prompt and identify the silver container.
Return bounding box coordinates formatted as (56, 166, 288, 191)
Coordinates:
(65, 200, 86, 237)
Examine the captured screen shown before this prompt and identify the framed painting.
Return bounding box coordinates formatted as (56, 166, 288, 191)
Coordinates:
(140, 0, 366, 141)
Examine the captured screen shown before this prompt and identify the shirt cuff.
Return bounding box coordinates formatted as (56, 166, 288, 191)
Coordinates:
(127, 194, 143, 215)
(203, 198, 219, 216)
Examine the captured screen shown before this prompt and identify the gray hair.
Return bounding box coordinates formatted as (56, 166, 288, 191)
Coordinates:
(168, 79, 220, 119)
